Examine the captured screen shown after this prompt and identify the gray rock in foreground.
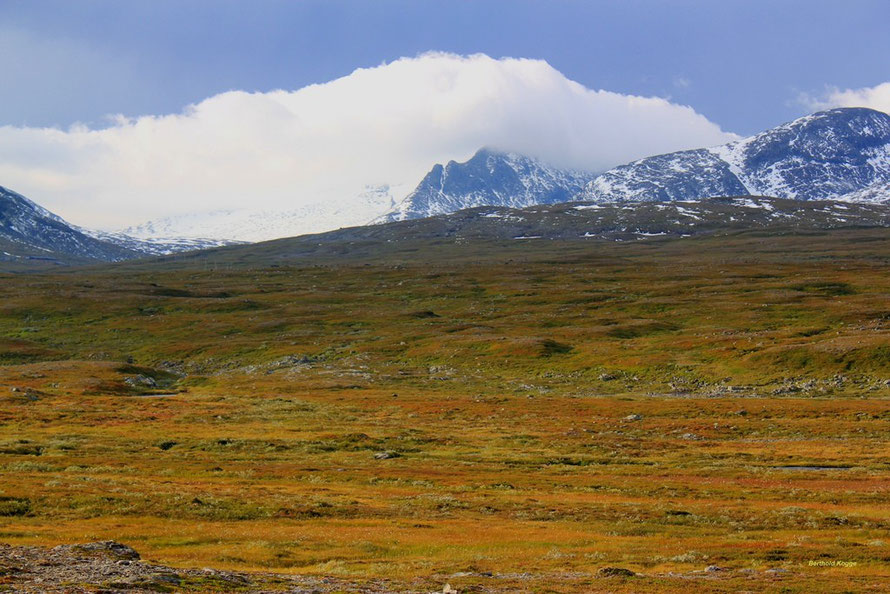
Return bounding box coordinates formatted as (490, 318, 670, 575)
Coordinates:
(0, 541, 402, 593)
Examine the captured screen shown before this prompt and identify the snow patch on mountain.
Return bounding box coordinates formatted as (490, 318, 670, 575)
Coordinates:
(123, 184, 409, 242)
(80, 228, 238, 256)
(836, 180, 890, 204)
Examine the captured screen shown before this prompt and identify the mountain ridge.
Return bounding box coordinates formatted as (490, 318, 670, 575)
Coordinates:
(0, 185, 140, 265)
(380, 148, 596, 222)
(0, 185, 236, 268)
(582, 107, 890, 204)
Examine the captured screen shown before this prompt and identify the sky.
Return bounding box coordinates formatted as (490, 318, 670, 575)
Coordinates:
(0, 0, 888, 230)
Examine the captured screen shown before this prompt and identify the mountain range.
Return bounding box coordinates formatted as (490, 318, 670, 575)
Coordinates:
(1, 107, 889, 268)
(582, 107, 890, 204)
(385, 107, 890, 215)
(89, 107, 890, 242)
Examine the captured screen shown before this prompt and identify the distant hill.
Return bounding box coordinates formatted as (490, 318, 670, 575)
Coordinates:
(155, 196, 890, 268)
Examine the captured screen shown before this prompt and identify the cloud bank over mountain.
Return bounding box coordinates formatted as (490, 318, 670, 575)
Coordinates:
(803, 81, 890, 115)
(0, 52, 737, 229)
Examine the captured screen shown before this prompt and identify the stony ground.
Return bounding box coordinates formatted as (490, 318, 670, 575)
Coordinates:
(0, 541, 416, 593)
(2, 540, 867, 593)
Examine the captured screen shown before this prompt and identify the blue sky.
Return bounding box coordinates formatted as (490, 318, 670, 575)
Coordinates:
(2, 0, 888, 134)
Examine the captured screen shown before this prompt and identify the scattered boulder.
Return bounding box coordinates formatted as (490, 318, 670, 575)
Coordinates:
(8, 387, 42, 401)
(58, 540, 140, 561)
(374, 450, 400, 460)
(624, 413, 642, 421)
(108, 572, 183, 590)
(124, 375, 157, 388)
(597, 566, 636, 578)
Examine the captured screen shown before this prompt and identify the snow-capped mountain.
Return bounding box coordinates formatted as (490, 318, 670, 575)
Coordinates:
(0, 185, 139, 264)
(113, 109, 890, 241)
(581, 108, 890, 203)
(0, 184, 237, 266)
(8, 107, 889, 256)
(586, 149, 749, 203)
(124, 184, 408, 243)
(122, 151, 593, 240)
(379, 149, 596, 222)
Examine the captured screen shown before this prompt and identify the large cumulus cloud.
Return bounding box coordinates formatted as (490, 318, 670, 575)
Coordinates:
(0, 52, 737, 229)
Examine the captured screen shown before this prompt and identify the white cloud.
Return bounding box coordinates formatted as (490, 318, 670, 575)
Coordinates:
(673, 76, 691, 89)
(0, 52, 737, 230)
(801, 81, 890, 114)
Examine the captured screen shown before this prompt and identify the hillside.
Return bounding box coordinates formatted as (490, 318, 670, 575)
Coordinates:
(140, 195, 890, 270)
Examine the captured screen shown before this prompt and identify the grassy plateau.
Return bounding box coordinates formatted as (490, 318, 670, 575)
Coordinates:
(0, 228, 889, 592)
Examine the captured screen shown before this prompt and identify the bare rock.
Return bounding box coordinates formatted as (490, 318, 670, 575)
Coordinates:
(55, 540, 140, 561)
(124, 375, 157, 388)
(597, 566, 636, 578)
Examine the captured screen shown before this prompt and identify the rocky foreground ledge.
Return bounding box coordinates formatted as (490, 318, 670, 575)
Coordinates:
(0, 540, 822, 593)
(0, 541, 406, 593)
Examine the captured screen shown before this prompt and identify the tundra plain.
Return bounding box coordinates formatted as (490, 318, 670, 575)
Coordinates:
(1, 229, 889, 592)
